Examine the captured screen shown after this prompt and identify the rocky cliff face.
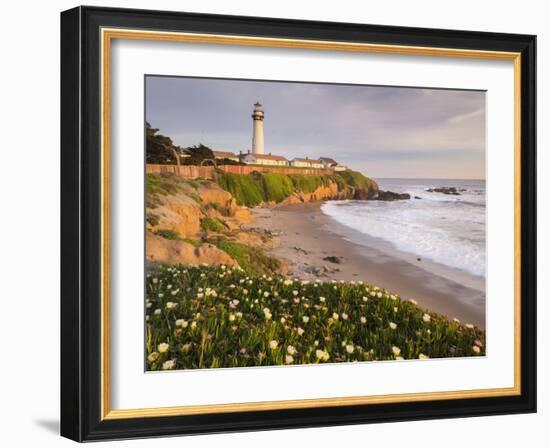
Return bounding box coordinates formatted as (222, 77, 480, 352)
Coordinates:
(280, 179, 379, 205)
(145, 172, 382, 270)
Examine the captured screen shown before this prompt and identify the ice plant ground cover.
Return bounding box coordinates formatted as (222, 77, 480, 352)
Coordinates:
(146, 265, 485, 370)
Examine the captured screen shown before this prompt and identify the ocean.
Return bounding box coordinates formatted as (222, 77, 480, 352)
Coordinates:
(321, 178, 486, 279)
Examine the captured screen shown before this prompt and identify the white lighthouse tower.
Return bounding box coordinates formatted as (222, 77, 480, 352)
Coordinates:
(251, 101, 265, 155)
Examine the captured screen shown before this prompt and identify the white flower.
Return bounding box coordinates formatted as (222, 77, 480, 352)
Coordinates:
(197, 293, 204, 299)
(302, 316, 310, 323)
(283, 279, 293, 286)
(319, 296, 326, 303)
(280, 317, 286, 324)
(243, 289, 248, 295)
(162, 359, 176, 370)
(154, 309, 161, 315)
(395, 356, 404, 361)
(370, 291, 376, 297)
(392, 346, 401, 356)
(377, 292, 383, 298)
(146, 301, 152, 308)
(390, 294, 397, 301)
(165, 302, 177, 310)
(332, 313, 339, 320)
(389, 322, 397, 330)
(285, 355, 294, 364)
(297, 327, 305, 336)
(152, 278, 158, 284)
(315, 349, 330, 362)
(292, 290, 299, 296)
(147, 352, 159, 363)
(191, 321, 197, 329)
(221, 265, 226, 270)
(422, 313, 431, 323)
(472, 345, 481, 353)
(232, 299, 240, 306)
(200, 273, 205, 278)
(453, 318, 461, 323)
(167, 284, 172, 290)
(393, 307, 398, 313)
(175, 319, 188, 328)
(346, 344, 354, 354)
(158, 343, 169, 353)
(342, 313, 349, 320)
(264, 291, 270, 297)
(158, 293, 164, 298)
(269, 340, 278, 350)
(465, 323, 474, 329)
(419, 353, 429, 360)
(409, 299, 418, 305)
(236, 312, 243, 318)
(362, 296, 368, 302)
(360, 316, 367, 324)
(229, 314, 235, 322)
(287, 345, 297, 355)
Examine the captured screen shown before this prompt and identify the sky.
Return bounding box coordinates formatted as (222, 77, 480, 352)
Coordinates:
(145, 76, 486, 179)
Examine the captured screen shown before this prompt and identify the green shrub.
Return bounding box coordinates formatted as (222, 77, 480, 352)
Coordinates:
(146, 213, 160, 227)
(216, 172, 264, 206)
(146, 173, 182, 195)
(216, 240, 280, 275)
(183, 238, 202, 248)
(201, 217, 226, 233)
(260, 173, 294, 203)
(154, 229, 182, 240)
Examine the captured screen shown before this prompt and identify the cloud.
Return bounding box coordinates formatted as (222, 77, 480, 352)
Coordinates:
(146, 76, 486, 179)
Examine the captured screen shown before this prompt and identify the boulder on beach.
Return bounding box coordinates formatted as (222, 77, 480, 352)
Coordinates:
(426, 186, 461, 195)
(375, 190, 411, 201)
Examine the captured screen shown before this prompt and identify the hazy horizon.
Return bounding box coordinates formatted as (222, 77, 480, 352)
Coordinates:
(145, 76, 486, 180)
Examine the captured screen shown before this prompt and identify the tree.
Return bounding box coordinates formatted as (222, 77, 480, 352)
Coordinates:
(182, 144, 215, 166)
(145, 122, 181, 165)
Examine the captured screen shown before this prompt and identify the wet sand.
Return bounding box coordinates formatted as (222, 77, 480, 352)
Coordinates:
(251, 202, 486, 329)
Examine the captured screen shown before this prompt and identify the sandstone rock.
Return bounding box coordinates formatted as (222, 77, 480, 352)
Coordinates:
(146, 233, 238, 267)
(376, 190, 411, 201)
(426, 186, 460, 195)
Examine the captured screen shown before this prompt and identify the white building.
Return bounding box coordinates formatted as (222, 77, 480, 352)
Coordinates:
(239, 152, 288, 166)
(251, 101, 265, 155)
(319, 157, 337, 169)
(212, 150, 239, 162)
(290, 157, 324, 169)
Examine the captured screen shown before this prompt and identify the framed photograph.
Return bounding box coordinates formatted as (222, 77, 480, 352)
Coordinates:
(60, 6, 536, 441)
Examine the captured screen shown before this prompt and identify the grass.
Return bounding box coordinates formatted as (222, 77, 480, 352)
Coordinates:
(146, 213, 160, 227)
(201, 217, 226, 233)
(216, 170, 374, 207)
(215, 240, 280, 276)
(145, 265, 486, 371)
(154, 229, 182, 240)
(146, 173, 182, 196)
(183, 238, 202, 248)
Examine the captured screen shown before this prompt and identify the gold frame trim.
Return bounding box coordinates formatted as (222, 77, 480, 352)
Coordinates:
(100, 28, 522, 420)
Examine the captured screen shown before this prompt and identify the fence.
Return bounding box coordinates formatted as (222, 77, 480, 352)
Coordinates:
(145, 164, 334, 179)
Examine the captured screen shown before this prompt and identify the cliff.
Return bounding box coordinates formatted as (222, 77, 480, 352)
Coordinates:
(145, 170, 379, 271)
(215, 170, 379, 206)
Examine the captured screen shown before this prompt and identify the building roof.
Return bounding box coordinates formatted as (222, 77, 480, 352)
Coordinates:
(292, 157, 323, 164)
(253, 153, 288, 162)
(213, 150, 238, 159)
(319, 157, 337, 165)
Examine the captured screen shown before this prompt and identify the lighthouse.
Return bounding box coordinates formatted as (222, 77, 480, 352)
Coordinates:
(251, 101, 265, 154)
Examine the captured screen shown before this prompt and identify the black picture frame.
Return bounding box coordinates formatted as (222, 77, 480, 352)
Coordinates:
(61, 5, 536, 442)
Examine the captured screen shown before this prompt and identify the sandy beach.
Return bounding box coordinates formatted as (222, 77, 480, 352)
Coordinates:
(251, 202, 486, 328)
